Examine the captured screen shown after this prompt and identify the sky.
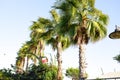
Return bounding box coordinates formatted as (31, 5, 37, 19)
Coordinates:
(0, 0, 120, 79)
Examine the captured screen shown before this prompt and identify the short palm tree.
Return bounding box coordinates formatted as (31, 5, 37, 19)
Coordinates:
(30, 18, 50, 64)
(24, 40, 37, 70)
(54, 0, 109, 79)
(16, 40, 38, 73)
(16, 43, 29, 73)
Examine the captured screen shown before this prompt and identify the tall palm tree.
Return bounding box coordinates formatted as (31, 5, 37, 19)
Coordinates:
(41, 10, 71, 80)
(54, 0, 109, 79)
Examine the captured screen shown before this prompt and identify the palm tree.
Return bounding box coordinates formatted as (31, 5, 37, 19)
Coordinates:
(16, 40, 38, 73)
(24, 40, 37, 70)
(16, 56, 25, 73)
(41, 9, 71, 80)
(54, 0, 109, 79)
(16, 43, 29, 73)
(30, 18, 51, 64)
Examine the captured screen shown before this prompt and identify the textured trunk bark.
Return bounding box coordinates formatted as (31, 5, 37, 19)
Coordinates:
(17, 58, 25, 73)
(33, 49, 37, 65)
(35, 42, 40, 64)
(57, 42, 62, 80)
(25, 57, 29, 72)
(34, 58, 37, 65)
(39, 40, 44, 62)
(79, 43, 86, 80)
(35, 41, 44, 64)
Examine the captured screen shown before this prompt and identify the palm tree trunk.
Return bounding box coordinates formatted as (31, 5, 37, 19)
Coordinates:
(37, 40, 44, 63)
(57, 42, 62, 80)
(34, 58, 37, 65)
(25, 57, 29, 72)
(35, 41, 41, 64)
(33, 49, 37, 65)
(39, 40, 44, 57)
(18, 58, 25, 73)
(79, 42, 86, 80)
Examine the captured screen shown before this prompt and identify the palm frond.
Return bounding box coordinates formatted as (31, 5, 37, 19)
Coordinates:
(113, 54, 120, 63)
(99, 13, 109, 26)
(61, 36, 71, 50)
(50, 9, 60, 23)
(88, 0, 95, 8)
(41, 29, 55, 40)
(47, 37, 57, 50)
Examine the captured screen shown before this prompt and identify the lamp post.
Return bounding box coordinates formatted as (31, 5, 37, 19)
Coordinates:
(109, 25, 120, 39)
(109, 25, 120, 64)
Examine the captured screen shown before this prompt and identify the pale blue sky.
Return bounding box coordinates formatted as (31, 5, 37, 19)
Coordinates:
(0, 0, 120, 79)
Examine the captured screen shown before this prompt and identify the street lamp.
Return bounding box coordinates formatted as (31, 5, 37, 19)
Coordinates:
(109, 25, 120, 64)
(109, 25, 120, 39)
